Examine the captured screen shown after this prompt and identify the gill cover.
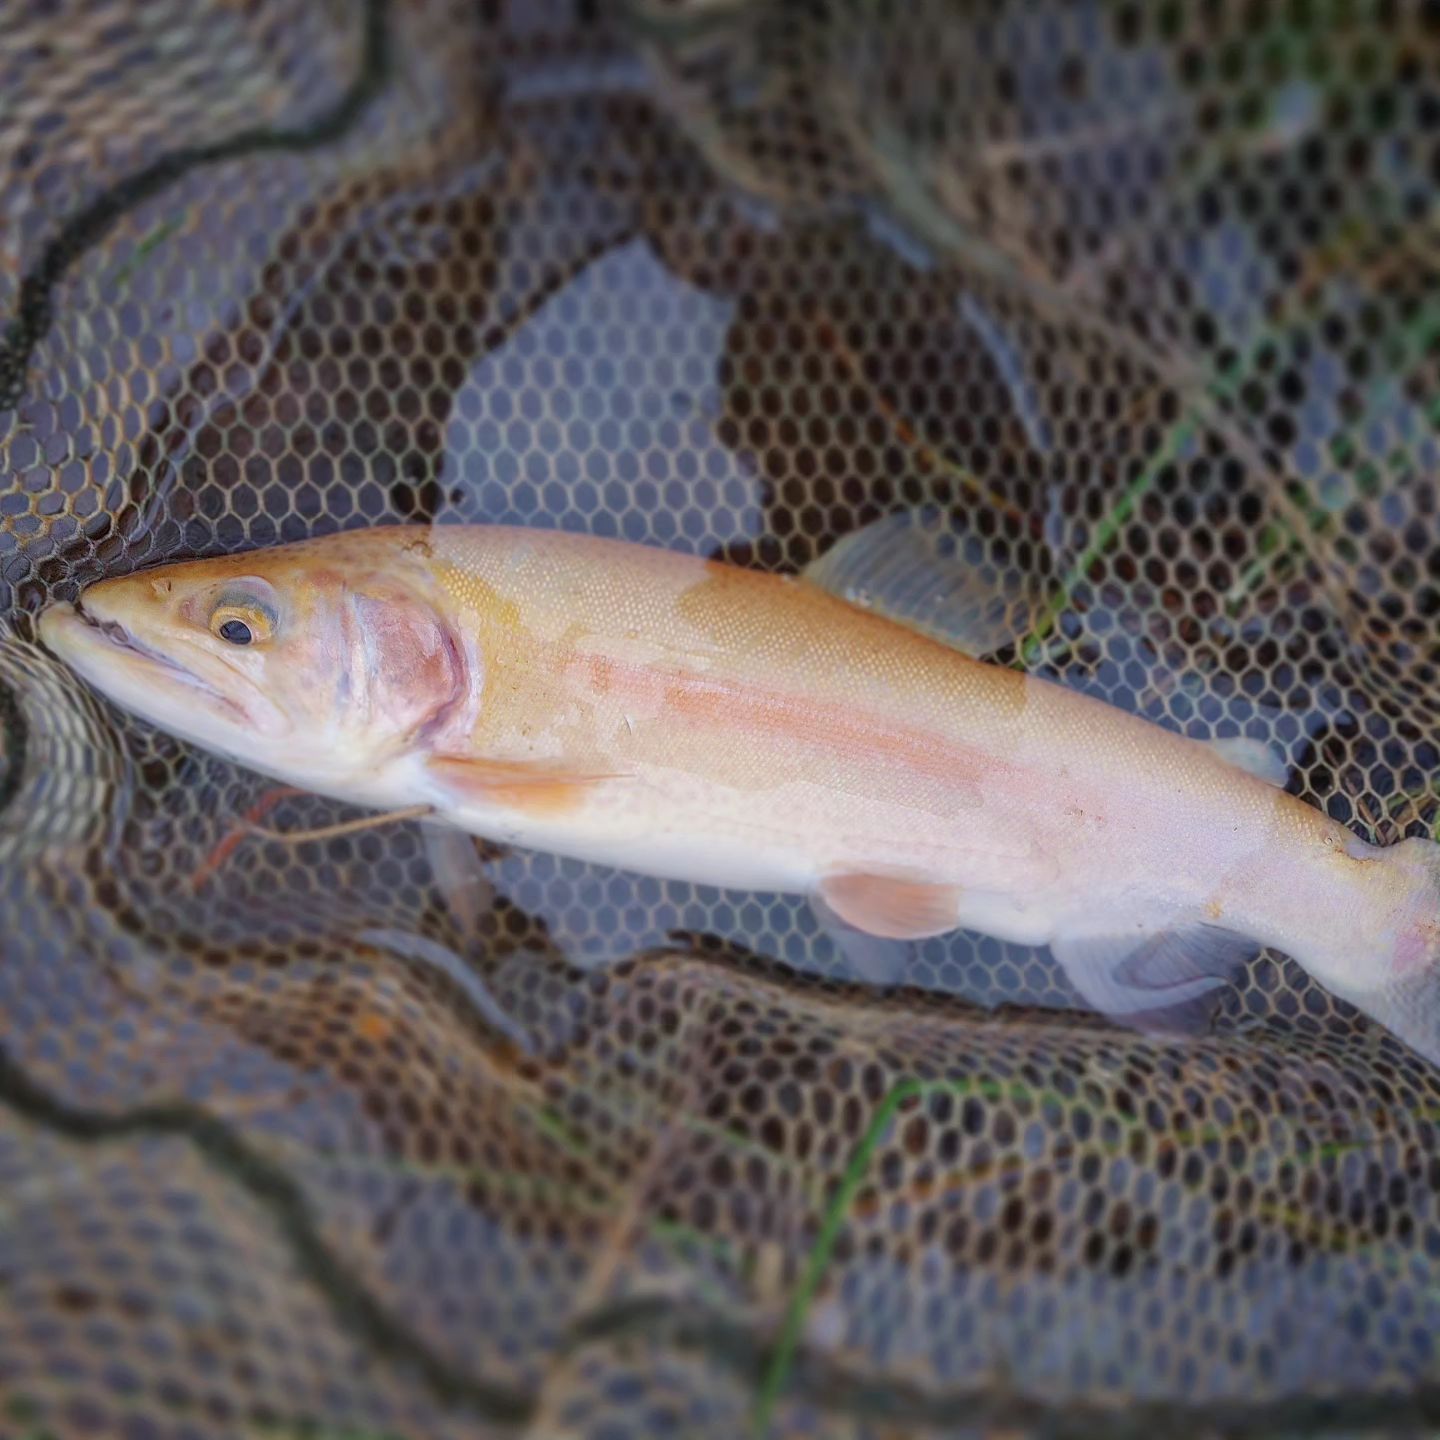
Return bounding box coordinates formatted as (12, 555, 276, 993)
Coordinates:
(342, 585, 470, 743)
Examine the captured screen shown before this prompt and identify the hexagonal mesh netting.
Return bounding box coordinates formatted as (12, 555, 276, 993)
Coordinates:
(2, 1, 1439, 1436)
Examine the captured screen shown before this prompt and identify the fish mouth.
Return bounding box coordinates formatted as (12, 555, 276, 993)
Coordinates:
(65, 600, 252, 725)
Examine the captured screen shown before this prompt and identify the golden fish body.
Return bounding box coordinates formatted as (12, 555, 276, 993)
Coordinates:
(38, 524, 1440, 1059)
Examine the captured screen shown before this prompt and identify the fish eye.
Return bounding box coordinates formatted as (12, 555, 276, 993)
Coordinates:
(218, 618, 253, 646)
(209, 595, 276, 647)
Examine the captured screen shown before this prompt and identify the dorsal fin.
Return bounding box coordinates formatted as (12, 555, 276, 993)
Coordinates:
(802, 507, 1047, 659)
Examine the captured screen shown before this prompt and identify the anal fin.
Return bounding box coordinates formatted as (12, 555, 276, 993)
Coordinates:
(1050, 922, 1256, 1033)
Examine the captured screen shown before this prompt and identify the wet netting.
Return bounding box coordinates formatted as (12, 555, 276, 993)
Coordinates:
(2, 2, 1440, 1436)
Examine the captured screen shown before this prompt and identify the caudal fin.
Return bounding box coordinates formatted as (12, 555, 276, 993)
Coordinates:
(1327, 835, 1440, 1068)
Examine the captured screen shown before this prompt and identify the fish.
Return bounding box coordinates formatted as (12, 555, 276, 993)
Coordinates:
(36, 517, 1440, 1065)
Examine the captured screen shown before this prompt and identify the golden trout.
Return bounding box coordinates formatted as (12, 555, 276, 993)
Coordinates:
(37, 521, 1440, 1062)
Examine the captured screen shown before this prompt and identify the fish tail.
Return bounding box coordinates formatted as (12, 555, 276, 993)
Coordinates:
(1333, 835, 1440, 1068)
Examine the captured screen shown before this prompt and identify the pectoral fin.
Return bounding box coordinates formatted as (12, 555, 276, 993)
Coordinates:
(816, 872, 962, 940)
(420, 821, 494, 933)
(1050, 922, 1255, 1032)
(425, 755, 622, 817)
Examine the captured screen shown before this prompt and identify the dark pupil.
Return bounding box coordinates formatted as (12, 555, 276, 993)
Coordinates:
(218, 618, 253, 646)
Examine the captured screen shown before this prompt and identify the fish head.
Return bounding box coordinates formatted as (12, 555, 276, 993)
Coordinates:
(38, 540, 471, 786)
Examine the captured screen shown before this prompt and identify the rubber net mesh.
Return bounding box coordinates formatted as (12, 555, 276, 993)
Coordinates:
(1, 2, 1439, 1436)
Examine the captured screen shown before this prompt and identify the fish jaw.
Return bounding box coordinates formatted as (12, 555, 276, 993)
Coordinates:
(38, 600, 289, 757)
